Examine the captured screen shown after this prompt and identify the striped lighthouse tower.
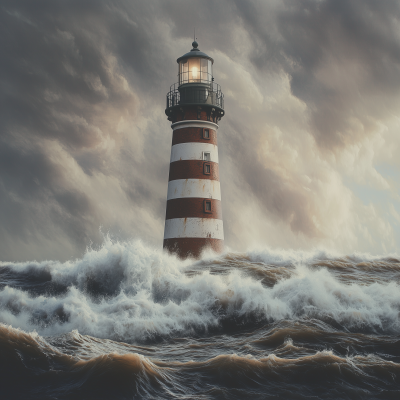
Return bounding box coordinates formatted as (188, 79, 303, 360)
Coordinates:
(163, 41, 225, 259)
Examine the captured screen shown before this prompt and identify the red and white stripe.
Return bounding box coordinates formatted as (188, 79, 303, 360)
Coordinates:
(163, 120, 224, 258)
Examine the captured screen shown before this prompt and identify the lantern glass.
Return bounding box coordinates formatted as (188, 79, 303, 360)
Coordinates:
(179, 60, 188, 84)
(179, 57, 212, 85)
(188, 58, 200, 82)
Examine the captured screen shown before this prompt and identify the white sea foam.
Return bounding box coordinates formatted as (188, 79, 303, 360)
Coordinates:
(0, 239, 399, 340)
(246, 246, 399, 266)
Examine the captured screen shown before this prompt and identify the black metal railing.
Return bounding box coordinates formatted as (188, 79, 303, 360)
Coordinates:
(166, 82, 224, 110)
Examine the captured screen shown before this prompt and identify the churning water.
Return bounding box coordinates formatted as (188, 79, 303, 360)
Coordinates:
(1, 238, 399, 399)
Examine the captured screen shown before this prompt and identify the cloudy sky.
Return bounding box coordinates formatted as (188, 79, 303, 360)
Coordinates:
(1, 0, 400, 261)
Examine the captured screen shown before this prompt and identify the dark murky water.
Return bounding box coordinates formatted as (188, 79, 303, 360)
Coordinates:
(1, 240, 399, 399)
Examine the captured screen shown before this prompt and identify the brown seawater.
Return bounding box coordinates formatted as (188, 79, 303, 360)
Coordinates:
(0, 240, 399, 399)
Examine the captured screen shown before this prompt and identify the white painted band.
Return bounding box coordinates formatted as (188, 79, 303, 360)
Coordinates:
(170, 143, 219, 163)
(167, 179, 221, 200)
(164, 218, 224, 240)
(171, 120, 219, 131)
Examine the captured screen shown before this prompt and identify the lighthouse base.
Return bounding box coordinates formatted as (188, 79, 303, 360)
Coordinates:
(163, 238, 224, 259)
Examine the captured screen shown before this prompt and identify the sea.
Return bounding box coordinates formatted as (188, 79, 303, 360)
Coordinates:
(0, 238, 399, 399)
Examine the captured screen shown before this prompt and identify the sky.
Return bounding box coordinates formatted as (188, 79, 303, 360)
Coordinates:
(1, 0, 400, 262)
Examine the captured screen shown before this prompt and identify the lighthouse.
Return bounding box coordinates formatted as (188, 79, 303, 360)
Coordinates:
(163, 41, 225, 259)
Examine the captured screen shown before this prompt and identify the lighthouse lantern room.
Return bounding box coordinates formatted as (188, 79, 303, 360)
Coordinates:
(163, 41, 225, 259)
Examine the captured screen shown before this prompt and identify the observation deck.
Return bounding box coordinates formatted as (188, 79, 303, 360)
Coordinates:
(166, 81, 224, 110)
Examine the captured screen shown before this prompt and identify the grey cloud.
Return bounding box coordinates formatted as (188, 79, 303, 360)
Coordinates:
(0, 1, 148, 260)
(222, 118, 320, 238)
(232, 0, 400, 148)
(0, 138, 95, 250)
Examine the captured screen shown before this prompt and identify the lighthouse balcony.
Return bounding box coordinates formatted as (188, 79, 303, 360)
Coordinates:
(166, 82, 224, 110)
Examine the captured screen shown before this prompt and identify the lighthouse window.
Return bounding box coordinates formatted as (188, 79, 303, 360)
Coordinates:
(203, 129, 210, 139)
(204, 200, 212, 213)
(179, 60, 188, 84)
(204, 163, 211, 175)
(201, 58, 210, 82)
(203, 152, 211, 161)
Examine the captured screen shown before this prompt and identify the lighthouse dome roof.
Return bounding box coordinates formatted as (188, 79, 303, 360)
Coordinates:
(177, 41, 214, 64)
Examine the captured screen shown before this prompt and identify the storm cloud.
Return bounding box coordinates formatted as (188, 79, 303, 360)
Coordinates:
(1, 0, 399, 261)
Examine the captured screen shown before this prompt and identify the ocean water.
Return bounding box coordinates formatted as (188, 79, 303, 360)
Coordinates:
(1, 239, 399, 399)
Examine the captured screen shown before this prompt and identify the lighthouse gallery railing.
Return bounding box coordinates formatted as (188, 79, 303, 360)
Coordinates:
(166, 82, 224, 110)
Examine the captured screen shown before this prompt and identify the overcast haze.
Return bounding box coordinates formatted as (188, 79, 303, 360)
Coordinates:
(1, 0, 400, 261)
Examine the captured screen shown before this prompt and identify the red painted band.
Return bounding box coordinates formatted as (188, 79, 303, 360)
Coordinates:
(165, 198, 222, 220)
(163, 238, 224, 259)
(172, 127, 217, 146)
(169, 160, 219, 181)
(175, 109, 210, 122)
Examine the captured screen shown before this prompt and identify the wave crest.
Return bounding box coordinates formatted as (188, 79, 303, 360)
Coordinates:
(1, 240, 400, 341)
